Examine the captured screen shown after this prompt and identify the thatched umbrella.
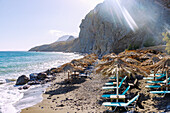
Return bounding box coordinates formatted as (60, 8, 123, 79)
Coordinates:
(102, 53, 117, 61)
(122, 57, 141, 66)
(59, 63, 76, 80)
(96, 57, 150, 102)
(96, 57, 149, 78)
(145, 57, 170, 83)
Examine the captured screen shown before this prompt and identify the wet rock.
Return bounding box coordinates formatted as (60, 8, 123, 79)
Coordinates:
(23, 85, 30, 89)
(18, 87, 23, 90)
(28, 81, 40, 85)
(37, 73, 47, 80)
(16, 75, 29, 85)
(29, 73, 38, 81)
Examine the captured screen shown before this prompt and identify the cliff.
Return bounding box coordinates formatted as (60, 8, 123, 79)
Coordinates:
(29, 0, 170, 55)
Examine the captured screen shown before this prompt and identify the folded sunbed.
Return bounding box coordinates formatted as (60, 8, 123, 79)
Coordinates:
(102, 86, 130, 98)
(109, 76, 122, 79)
(102, 76, 127, 90)
(145, 82, 170, 88)
(150, 91, 170, 94)
(102, 94, 139, 112)
(147, 77, 170, 84)
(143, 74, 165, 80)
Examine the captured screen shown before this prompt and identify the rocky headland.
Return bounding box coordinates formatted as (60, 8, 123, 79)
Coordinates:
(29, 0, 170, 56)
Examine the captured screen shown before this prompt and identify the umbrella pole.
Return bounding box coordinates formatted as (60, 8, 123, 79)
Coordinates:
(116, 67, 119, 102)
(166, 67, 168, 91)
(68, 71, 70, 80)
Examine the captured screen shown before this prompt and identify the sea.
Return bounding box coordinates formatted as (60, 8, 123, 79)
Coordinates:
(0, 51, 83, 113)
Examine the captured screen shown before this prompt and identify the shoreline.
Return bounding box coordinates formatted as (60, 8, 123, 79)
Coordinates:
(0, 52, 84, 113)
(20, 51, 170, 113)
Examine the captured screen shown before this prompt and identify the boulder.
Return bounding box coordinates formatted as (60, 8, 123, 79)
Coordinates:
(23, 85, 30, 89)
(16, 75, 29, 85)
(29, 73, 38, 81)
(37, 73, 47, 80)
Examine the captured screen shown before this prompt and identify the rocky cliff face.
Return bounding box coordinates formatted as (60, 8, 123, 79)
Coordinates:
(75, 0, 170, 55)
(30, 0, 169, 56)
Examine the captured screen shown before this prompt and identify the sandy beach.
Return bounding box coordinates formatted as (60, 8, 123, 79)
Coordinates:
(21, 72, 108, 113)
(17, 50, 169, 113)
(21, 71, 170, 113)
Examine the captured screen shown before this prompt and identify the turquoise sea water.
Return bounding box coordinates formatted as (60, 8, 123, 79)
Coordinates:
(0, 51, 83, 113)
(0, 51, 82, 79)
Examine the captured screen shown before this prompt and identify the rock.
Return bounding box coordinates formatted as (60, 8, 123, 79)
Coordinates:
(18, 87, 23, 90)
(27, 81, 40, 85)
(23, 85, 30, 89)
(29, 73, 38, 81)
(167, 105, 170, 111)
(16, 75, 29, 85)
(37, 73, 47, 80)
(56, 104, 64, 107)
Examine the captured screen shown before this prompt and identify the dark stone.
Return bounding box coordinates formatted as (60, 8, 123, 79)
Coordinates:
(16, 75, 29, 85)
(18, 87, 23, 90)
(56, 104, 64, 107)
(37, 73, 47, 80)
(23, 85, 30, 89)
(29, 73, 38, 81)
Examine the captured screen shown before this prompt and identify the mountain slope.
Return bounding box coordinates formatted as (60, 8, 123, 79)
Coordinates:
(29, 0, 169, 55)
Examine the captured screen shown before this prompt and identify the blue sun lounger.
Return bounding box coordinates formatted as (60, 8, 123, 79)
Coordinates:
(102, 76, 127, 90)
(102, 86, 130, 98)
(145, 82, 170, 88)
(150, 91, 170, 94)
(147, 77, 170, 84)
(102, 94, 139, 112)
(143, 74, 165, 80)
(109, 76, 122, 79)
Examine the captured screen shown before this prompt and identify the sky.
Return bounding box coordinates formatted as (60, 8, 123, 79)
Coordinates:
(0, 0, 104, 51)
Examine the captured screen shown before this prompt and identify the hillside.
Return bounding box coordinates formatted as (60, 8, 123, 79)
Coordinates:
(29, 0, 170, 55)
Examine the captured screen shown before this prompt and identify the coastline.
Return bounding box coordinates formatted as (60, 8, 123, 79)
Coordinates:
(20, 51, 170, 113)
(21, 72, 108, 113)
(0, 51, 84, 113)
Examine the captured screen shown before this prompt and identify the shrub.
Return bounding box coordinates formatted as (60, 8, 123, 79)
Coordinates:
(162, 32, 170, 54)
(143, 37, 155, 47)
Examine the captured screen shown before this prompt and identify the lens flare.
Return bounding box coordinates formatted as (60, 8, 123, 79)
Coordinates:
(115, 0, 138, 32)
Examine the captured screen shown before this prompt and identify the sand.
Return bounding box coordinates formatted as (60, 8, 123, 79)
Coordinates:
(21, 71, 108, 113)
(21, 71, 170, 113)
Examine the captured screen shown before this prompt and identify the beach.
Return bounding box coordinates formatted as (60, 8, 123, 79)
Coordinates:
(0, 51, 83, 113)
(21, 63, 170, 112)
(20, 51, 170, 113)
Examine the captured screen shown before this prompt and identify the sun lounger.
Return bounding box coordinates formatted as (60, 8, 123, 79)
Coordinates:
(147, 77, 170, 84)
(150, 91, 170, 94)
(145, 82, 170, 88)
(102, 86, 130, 98)
(109, 76, 122, 79)
(143, 74, 165, 80)
(148, 73, 164, 77)
(102, 76, 127, 90)
(105, 81, 125, 85)
(102, 94, 139, 112)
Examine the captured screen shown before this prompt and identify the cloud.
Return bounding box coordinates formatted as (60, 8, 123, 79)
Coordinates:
(49, 30, 78, 39)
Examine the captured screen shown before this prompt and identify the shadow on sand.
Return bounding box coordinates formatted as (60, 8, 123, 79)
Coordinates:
(45, 85, 80, 96)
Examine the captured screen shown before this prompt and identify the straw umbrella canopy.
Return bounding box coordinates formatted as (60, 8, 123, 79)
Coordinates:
(145, 56, 170, 83)
(96, 57, 149, 78)
(59, 63, 78, 80)
(102, 53, 117, 61)
(96, 57, 150, 101)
